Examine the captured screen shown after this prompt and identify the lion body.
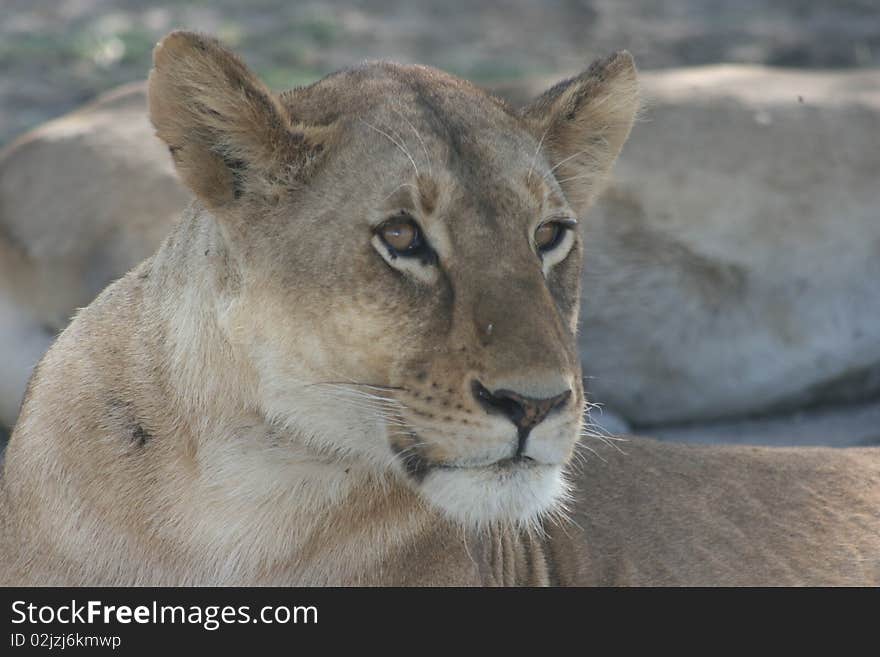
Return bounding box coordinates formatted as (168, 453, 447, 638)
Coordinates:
(1, 34, 878, 586)
(0, 83, 190, 426)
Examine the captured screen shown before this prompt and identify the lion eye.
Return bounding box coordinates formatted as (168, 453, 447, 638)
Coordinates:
(535, 221, 567, 253)
(378, 215, 423, 254)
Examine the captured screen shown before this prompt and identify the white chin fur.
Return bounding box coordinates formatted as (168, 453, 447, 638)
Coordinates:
(418, 463, 567, 528)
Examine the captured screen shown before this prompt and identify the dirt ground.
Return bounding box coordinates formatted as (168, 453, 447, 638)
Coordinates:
(2, 0, 879, 146)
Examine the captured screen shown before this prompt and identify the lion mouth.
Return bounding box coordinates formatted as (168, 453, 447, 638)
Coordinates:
(437, 455, 538, 471)
(393, 434, 556, 483)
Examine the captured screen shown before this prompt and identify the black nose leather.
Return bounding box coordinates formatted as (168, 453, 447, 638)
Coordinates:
(472, 380, 571, 455)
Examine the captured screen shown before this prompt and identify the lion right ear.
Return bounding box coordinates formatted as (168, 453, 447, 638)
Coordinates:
(521, 52, 639, 217)
(148, 31, 314, 209)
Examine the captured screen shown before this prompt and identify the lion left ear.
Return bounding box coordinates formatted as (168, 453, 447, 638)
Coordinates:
(148, 30, 326, 210)
(521, 51, 639, 217)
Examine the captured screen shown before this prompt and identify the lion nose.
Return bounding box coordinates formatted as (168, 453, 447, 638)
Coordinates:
(472, 380, 571, 452)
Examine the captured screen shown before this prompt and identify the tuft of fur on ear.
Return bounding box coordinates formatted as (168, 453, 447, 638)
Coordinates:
(148, 30, 309, 208)
(522, 51, 640, 216)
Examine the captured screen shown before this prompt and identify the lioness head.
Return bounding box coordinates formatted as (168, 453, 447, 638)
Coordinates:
(148, 31, 638, 528)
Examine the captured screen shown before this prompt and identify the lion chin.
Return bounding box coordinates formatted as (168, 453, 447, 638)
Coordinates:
(417, 461, 569, 529)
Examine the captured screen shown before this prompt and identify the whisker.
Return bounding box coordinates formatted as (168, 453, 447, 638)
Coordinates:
(554, 171, 600, 186)
(360, 119, 420, 179)
(526, 125, 550, 184)
(574, 439, 607, 463)
(386, 122, 419, 172)
(307, 379, 406, 392)
(393, 108, 434, 178)
(543, 145, 600, 179)
(382, 182, 419, 202)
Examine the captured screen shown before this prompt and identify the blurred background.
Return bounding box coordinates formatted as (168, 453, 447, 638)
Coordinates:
(1, 1, 879, 448)
(3, 0, 879, 146)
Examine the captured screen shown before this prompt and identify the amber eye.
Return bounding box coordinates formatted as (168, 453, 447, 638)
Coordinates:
(377, 215, 425, 255)
(534, 221, 569, 253)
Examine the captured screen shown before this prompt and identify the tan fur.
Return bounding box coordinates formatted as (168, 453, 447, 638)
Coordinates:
(1, 32, 877, 586)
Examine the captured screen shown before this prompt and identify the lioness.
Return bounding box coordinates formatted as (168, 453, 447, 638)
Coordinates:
(1, 32, 877, 586)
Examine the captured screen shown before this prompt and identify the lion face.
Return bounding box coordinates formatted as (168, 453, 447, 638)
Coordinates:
(148, 32, 638, 527)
